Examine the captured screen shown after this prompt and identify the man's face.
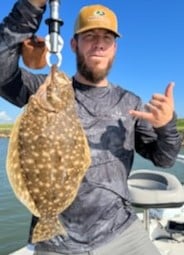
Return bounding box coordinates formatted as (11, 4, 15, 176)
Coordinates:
(72, 29, 117, 83)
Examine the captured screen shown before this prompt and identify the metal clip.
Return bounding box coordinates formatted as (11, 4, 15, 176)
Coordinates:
(45, 34, 64, 67)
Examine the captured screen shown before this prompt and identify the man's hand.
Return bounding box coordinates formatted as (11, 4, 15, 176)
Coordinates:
(28, 0, 47, 8)
(129, 82, 175, 128)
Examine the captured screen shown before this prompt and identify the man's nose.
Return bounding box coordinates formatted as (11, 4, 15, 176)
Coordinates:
(92, 36, 105, 49)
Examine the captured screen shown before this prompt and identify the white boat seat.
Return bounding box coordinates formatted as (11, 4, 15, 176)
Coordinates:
(128, 169, 184, 208)
(128, 169, 184, 232)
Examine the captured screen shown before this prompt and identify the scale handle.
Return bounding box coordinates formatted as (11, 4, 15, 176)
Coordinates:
(45, 0, 63, 53)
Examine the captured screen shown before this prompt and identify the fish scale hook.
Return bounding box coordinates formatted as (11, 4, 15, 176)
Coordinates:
(45, 0, 64, 67)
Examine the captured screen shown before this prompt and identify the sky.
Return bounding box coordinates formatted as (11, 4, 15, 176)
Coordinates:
(0, 0, 184, 123)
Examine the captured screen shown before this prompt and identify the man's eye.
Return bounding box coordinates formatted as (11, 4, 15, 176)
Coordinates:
(85, 34, 94, 39)
(105, 35, 114, 41)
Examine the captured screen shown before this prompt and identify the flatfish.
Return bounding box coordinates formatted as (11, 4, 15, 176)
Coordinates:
(6, 65, 91, 243)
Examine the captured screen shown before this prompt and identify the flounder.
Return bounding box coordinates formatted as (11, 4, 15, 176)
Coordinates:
(6, 65, 91, 243)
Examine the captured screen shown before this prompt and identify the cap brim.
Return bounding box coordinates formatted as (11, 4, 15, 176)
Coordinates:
(75, 26, 121, 37)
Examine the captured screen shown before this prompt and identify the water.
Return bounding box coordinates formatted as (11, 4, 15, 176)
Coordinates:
(0, 138, 184, 255)
(0, 138, 32, 255)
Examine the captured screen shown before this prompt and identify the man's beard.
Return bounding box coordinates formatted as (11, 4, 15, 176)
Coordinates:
(76, 48, 114, 84)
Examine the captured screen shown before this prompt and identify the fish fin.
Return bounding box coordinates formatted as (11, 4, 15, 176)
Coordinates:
(31, 216, 67, 243)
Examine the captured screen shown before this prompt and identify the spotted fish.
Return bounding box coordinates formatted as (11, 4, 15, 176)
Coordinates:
(6, 65, 91, 243)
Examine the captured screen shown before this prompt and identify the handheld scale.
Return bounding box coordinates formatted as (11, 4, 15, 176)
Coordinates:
(45, 0, 64, 67)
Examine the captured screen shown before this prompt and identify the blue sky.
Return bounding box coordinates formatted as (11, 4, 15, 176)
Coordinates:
(0, 0, 184, 123)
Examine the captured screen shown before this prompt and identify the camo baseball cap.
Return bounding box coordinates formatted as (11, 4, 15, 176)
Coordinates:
(74, 5, 121, 37)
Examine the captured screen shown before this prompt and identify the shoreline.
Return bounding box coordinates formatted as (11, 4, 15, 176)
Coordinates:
(0, 132, 11, 138)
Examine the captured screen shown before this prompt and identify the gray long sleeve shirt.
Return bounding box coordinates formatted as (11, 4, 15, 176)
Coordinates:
(0, 1, 182, 253)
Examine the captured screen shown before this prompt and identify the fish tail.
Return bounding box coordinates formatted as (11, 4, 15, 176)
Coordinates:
(31, 216, 67, 243)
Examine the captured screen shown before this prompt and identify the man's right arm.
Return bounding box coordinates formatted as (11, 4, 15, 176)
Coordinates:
(0, 0, 47, 107)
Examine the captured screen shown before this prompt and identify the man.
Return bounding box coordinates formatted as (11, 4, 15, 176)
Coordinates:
(0, 1, 182, 255)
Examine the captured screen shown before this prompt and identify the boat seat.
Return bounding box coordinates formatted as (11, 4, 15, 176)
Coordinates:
(128, 169, 184, 231)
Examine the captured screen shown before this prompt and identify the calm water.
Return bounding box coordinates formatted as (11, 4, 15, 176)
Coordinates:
(0, 138, 184, 255)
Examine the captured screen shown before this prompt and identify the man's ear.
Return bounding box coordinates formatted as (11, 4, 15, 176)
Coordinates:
(70, 38, 77, 53)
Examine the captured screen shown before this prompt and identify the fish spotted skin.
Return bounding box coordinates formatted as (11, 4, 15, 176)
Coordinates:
(6, 65, 91, 243)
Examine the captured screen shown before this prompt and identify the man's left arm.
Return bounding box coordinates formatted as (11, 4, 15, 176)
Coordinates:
(131, 82, 182, 167)
(135, 113, 182, 167)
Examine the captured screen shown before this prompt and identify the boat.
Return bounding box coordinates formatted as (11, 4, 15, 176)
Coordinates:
(128, 169, 184, 255)
(9, 159, 184, 255)
(10, 208, 184, 255)
(176, 154, 184, 164)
